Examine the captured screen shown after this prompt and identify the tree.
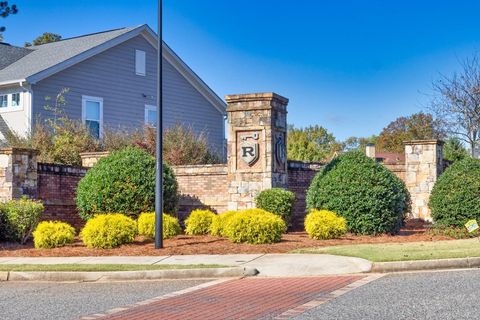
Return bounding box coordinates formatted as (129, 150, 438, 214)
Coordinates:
(431, 55, 480, 157)
(342, 135, 378, 152)
(25, 32, 62, 47)
(0, 2, 18, 40)
(287, 125, 342, 162)
(376, 112, 445, 153)
(443, 137, 469, 163)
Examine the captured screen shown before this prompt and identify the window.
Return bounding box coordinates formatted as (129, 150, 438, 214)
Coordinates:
(145, 105, 157, 127)
(11, 93, 20, 107)
(82, 96, 103, 139)
(135, 50, 146, 76)
(0, 95, 7, 108)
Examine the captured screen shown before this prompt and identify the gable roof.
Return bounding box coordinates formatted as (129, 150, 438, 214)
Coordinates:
(0, 43, 33, 70)
(0, 25, 226, 115)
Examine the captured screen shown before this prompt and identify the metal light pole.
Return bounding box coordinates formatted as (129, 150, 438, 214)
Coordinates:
(155, 0, 164, 249)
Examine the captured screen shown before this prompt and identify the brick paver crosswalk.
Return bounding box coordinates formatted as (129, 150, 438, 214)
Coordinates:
(85, 275, 367, 319)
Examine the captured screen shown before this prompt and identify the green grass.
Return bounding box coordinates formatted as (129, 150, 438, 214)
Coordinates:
(0, 264, 227, 272)
(293, 238, 480, 262)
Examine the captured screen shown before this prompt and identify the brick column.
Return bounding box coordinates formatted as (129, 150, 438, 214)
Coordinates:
(225, 93, 289, 211)
(404, 140, 444, 221)
(0, 148, 38, 202)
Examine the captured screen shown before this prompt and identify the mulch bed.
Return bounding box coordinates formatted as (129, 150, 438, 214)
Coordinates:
(0, 220, 453, 257)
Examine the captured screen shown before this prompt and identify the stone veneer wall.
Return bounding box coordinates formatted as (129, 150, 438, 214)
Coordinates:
(171, 164, 228, 221)
(404, 140, 444, 220)
(37, 163, 88, 230)
(0, 148, 38, 202)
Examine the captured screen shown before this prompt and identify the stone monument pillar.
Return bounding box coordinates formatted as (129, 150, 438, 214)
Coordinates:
(404, 140, 444, 221)
(225, 93, 289, 211)
(0, 148, 38, 202)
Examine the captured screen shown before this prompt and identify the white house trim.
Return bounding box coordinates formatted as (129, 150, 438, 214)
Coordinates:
(144, 104, 157, 126)
(81, 95, 104, 138)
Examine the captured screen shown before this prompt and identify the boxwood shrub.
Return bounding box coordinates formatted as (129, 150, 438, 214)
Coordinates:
(306, 151, 410, 235)
(76, 147, 178, 220)
(429, 157, 480, 227)
(254, 188, 295, 226)
(210, 211, 237, 237)
(33, 221, 76, 249)
(137, 212, 181, 239)
(304, 209, 346, 240)
(0, 197, 44, 244)
(184, 209, 216, 235)
(80, 213, 137, 249)
(223, 208, 286, 244)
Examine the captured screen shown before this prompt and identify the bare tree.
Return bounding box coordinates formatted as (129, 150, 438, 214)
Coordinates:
(431, 55, 480, 157)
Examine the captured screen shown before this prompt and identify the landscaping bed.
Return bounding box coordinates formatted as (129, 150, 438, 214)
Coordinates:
(0, 221, 453, 256)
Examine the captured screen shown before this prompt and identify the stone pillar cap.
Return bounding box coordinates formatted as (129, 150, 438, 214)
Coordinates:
(0, 147, 39, 155)
(225, 92, 289, 104)
(403, 139, 445, 146)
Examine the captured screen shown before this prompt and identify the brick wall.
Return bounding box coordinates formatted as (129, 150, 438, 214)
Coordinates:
(382, 162, 406, 181)
(172, 164, 228, 221)
(37, 163, 87, 230)
(287, 161, 324, 230)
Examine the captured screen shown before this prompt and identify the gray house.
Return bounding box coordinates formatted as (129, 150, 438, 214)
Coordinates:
(0, 24, 226, 156)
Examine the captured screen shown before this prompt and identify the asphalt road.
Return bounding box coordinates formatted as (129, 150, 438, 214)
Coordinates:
(295, 269, 480, 320)
(0, 279, 210, 320)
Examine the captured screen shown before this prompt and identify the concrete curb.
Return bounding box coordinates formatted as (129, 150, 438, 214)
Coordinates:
(2, 266, 259, 282)
(372, 257, 480, 273)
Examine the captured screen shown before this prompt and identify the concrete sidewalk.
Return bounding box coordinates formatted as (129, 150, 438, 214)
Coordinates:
(0, 254, 372, 276)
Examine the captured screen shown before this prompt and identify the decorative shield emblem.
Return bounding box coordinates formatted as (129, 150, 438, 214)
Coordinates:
(240, 141, 259, 166)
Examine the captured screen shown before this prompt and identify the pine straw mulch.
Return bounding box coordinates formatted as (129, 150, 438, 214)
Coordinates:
(0, 220, 455, 257)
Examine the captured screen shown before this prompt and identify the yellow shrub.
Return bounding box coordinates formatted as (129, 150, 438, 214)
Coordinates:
(137, 212, 181, 239)
(32, 221, 75, 249)
(210, 211, 237, 237)
(304, 209, 347, 240)
(224, 208, 286, 244)
(80, 214, 137, 249)
(184, 209, 216, 235)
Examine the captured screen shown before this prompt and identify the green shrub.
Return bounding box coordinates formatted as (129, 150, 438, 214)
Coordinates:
(32, 221, 76, 249)
(255, 188, 295, 226)
(0, 198, 44, 244)
(224, 208, 286, 244)
(429, 157, 480, 227)
(306, 151, 410, 235)
(304, 209, 347, 240)
(184, 209, 216, 235)
(76, 147, 178, 220)
(80, 214, 137, 249)
(210, 211, 237, 237)
(137, 212, 181, 239)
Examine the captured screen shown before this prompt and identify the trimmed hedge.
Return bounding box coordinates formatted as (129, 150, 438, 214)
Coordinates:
(306, 151, 410, 235)
(76, 147, 178, 220)
(184, 209, 216, 235)
(304, 209, 346, 240)
(429, 157, 480, 227)
(223, 209, 286, 244)
(80, 214, 137, 249)
(255, 188, 295, 225)
(137, 212, 181, 239)
(33, 221, 76, 249)
(0, 198, 44, 244)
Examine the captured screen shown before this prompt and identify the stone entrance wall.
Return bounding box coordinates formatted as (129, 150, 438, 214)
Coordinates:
(0, 92, 447, 229)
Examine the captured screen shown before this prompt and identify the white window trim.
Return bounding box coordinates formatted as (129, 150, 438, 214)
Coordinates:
(81, 95, 104, 138)
(0, 92, 23, 113)
(144, 104, 157, 126)
(135, 49, 146, 76)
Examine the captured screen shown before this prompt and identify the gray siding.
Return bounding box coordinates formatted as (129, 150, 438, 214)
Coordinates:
(32, 35, 225, 153)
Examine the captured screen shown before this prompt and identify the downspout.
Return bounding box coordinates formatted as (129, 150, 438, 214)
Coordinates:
(223, 114, 227, 162)
(18, 81, 33, 137)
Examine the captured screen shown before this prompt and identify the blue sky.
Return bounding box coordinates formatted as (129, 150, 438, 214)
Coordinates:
(2, 0, 480, 140)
